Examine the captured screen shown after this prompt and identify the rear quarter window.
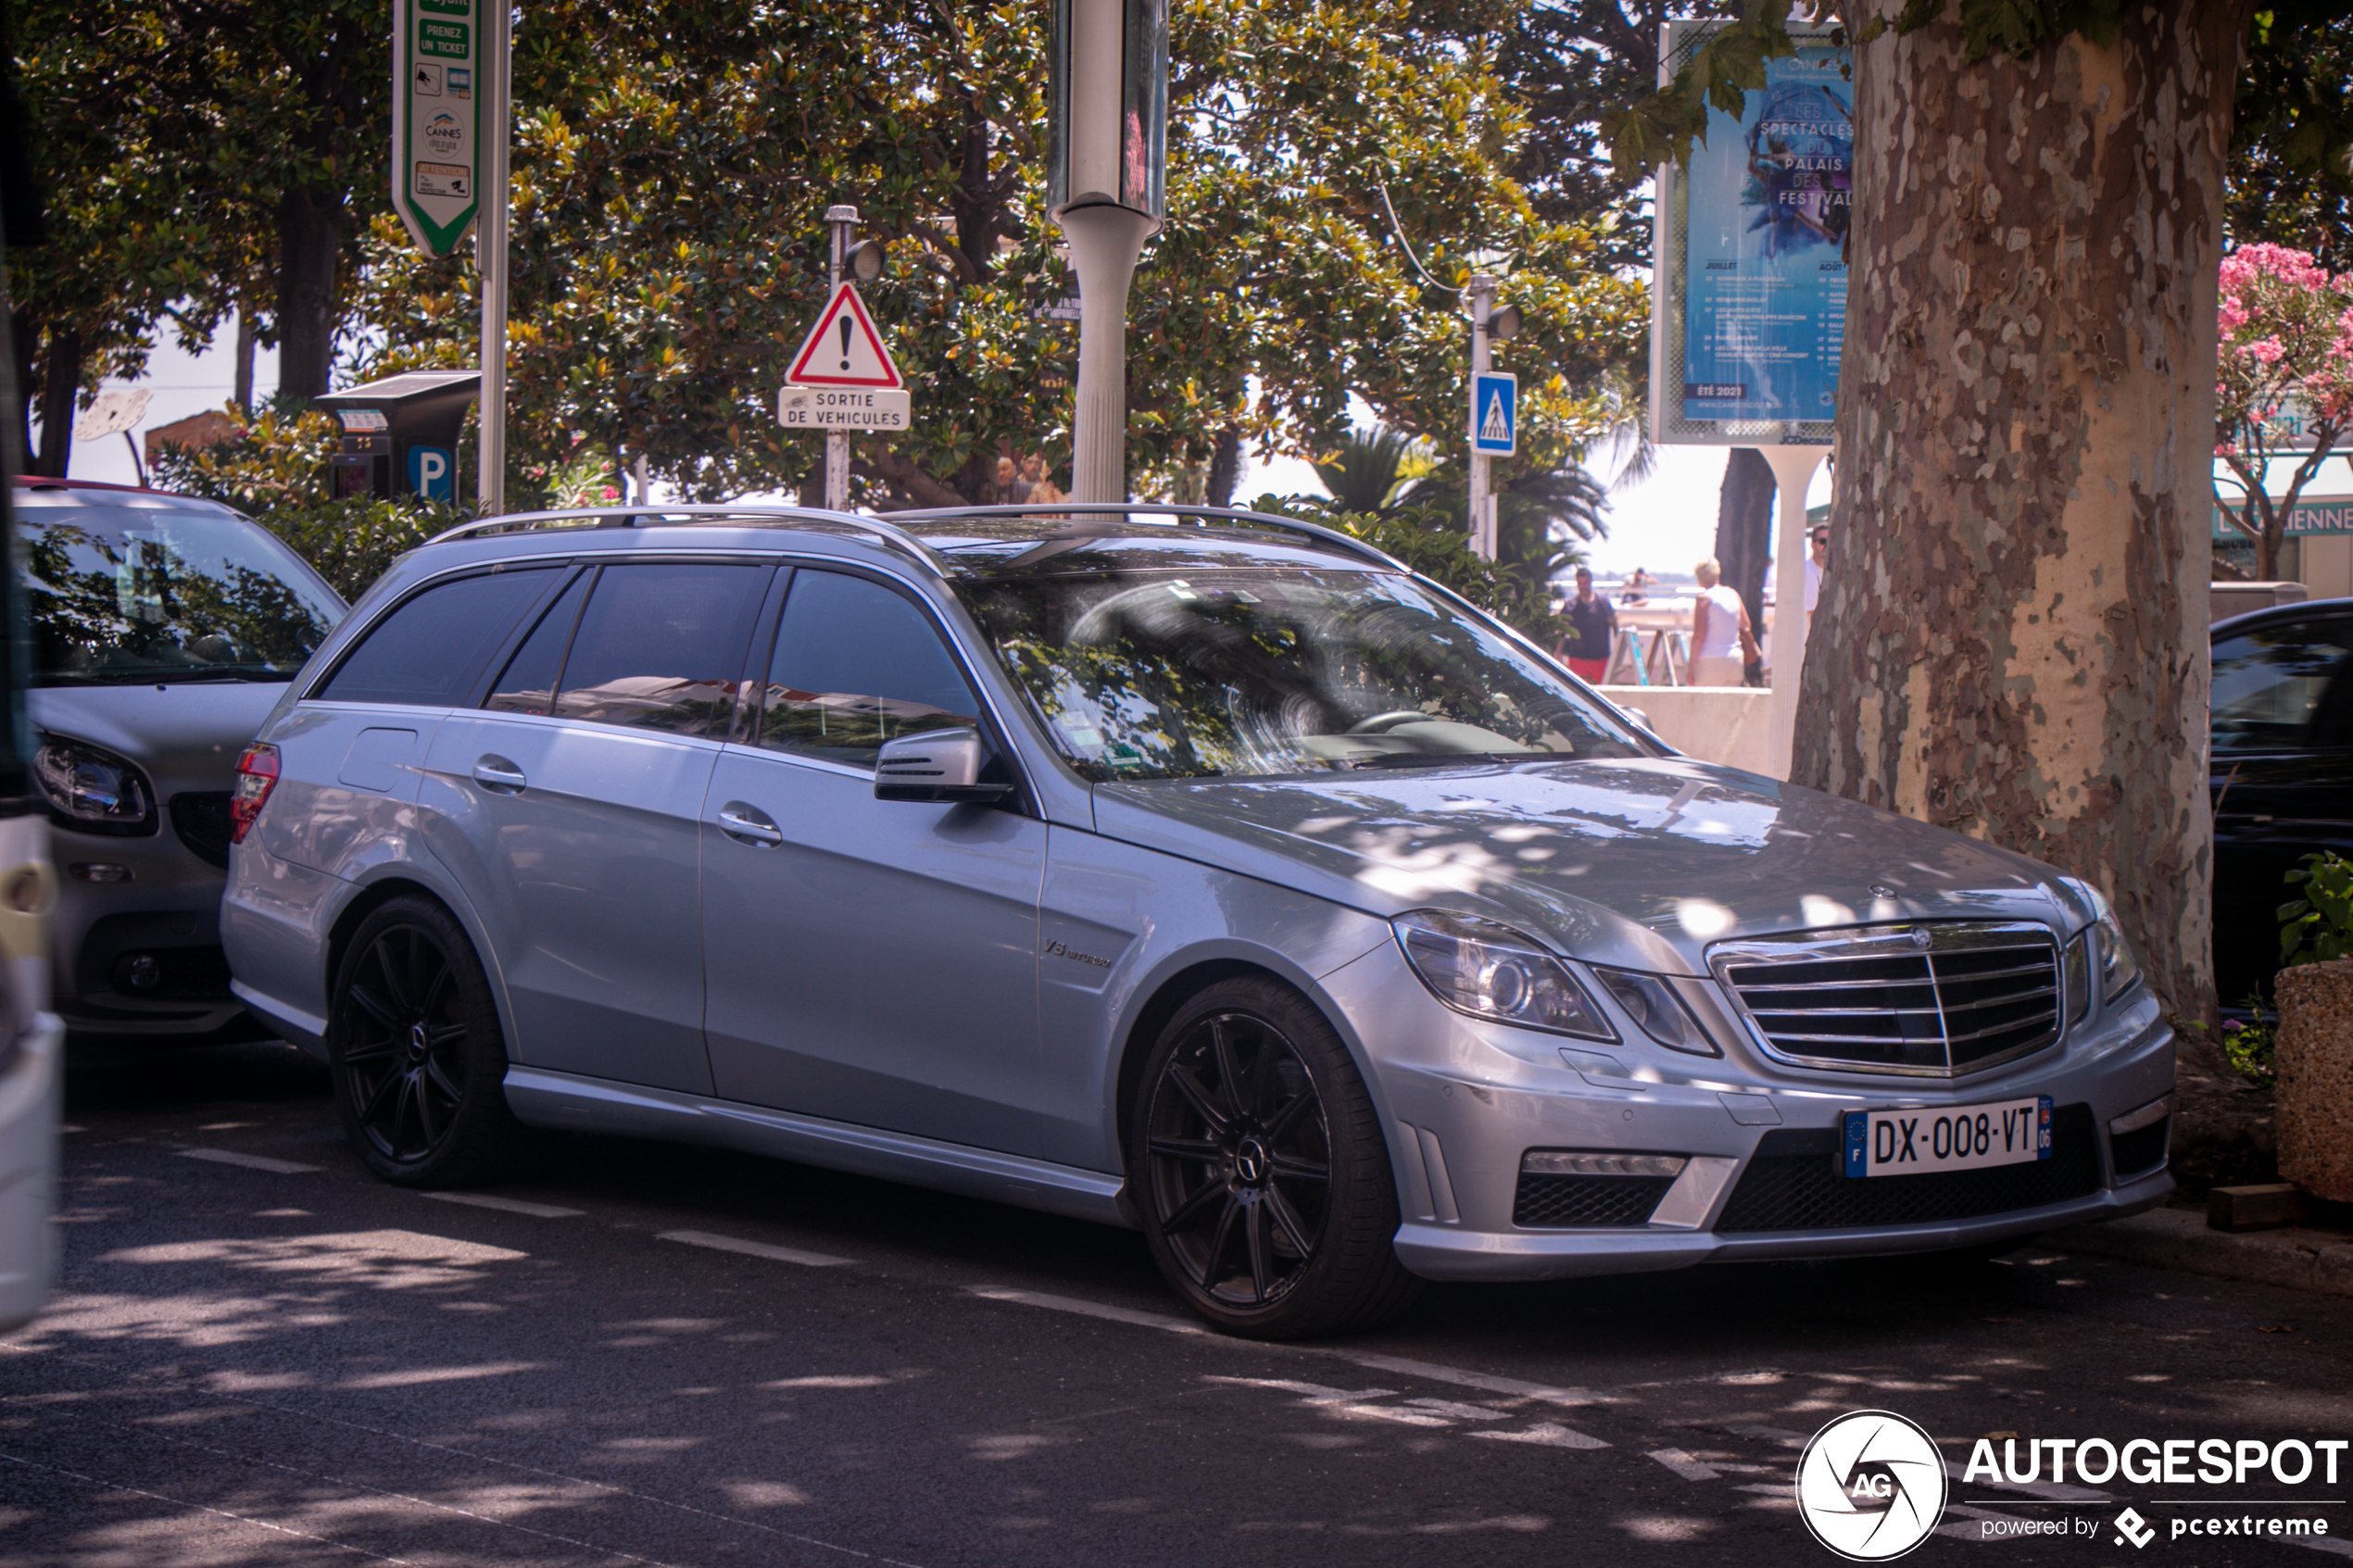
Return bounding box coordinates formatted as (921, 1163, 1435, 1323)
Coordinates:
(318, 568, 560, 706)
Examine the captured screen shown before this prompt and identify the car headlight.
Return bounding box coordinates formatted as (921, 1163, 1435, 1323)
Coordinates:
(1391, 910, 1616, 1040)
(33, 734, 155, 833)
(2060, 881, 2142, 1009)
(2091, 909, 2140, 1002)
(1591, 968, 1718, 1056)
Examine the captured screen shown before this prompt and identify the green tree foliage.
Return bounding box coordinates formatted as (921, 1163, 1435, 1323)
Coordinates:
(11, 0, 391, 461)
(346, 0, 1645, 510)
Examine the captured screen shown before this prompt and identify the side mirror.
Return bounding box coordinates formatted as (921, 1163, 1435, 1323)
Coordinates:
(1618, 705, 1653, 733)
(875, 728, 1015, 804)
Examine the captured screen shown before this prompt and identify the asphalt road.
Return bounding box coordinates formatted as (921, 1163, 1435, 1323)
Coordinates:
(6, 1041, 2351, 1568)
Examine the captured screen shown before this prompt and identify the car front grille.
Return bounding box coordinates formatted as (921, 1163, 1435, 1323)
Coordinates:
(1709, 922, 2064, 1076)
(1512, 1173, 1677, 1228)
(170, 792, 233, 869)
(1715, 1104, 2101, 1232)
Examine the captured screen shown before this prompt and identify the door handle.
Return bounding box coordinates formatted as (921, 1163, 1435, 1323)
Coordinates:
(472, 756, 528, 794)
(716, 802, 784, 847)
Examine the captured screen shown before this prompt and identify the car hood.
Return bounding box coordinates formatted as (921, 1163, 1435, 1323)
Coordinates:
(30, 682, 287, 798)
(1091, 757, 2093, 975)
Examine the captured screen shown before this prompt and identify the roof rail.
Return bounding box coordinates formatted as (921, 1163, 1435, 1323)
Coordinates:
(876, 502, 1408, 573)
(419, 505, 945, 571)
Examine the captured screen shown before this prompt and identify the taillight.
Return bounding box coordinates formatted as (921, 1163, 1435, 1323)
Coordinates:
(230, 742, 281, 845)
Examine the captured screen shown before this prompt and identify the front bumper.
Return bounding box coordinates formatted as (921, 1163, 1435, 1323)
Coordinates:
(49, 815, 251, 1039)
(1318, 937, 2177, 1284)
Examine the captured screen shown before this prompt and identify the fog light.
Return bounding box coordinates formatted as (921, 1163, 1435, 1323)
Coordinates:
(2108, 1094, 2171, 1136)
(1520, 1151, 1688, 1178)
(119, 954, 161, 992)
(69, 863, 132, 883)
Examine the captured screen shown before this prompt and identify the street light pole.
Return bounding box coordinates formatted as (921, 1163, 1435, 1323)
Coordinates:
(1466, 274, 1496, 559)
(1050, 0, 1167, 508)
(823, 205, 857, 511)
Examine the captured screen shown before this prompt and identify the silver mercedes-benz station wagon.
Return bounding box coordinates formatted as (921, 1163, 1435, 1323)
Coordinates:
(220, 506, 2174, 1337)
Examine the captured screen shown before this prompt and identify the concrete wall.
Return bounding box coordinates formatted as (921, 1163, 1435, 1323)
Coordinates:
(1597, 684, 1779, 778)
(2303, 535, 2353, 603)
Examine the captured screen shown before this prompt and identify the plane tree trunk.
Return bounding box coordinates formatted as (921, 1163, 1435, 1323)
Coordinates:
(1792, 2, 2247, 1022)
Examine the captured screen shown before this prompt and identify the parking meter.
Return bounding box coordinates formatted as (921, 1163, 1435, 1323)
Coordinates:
(315, 370, 480, 503)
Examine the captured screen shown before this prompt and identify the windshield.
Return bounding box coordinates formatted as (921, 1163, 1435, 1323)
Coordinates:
(959, 565, 1649, 781)
(22, 506, 346, 685)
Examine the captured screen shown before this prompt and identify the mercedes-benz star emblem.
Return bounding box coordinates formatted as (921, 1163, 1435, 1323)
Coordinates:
(1908, 927, 1932, 949)
(1794, 1410, 1948, 1561)
(1868, 884, 1898, 899)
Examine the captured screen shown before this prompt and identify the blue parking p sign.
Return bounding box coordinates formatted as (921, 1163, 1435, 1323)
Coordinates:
(407, 445, 454, 502)
(1471, 371, 1516, 456)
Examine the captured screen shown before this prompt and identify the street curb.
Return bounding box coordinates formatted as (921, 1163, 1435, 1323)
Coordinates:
(2042, 1206, 2353, 1298)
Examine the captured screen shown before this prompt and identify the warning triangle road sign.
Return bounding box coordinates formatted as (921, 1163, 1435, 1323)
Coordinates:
(786, 282, 903, 389)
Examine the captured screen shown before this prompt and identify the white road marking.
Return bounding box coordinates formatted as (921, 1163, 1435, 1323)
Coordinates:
(965, 1286, 1211, 1335)
(2291, 1535, 2353, 1557)
(966, 1285, 1619, 1436)
(1340, 1351, 1611, 1408)
(1470, 1422, 1611, 1451)
(1935, 1524, 1994, 1542)
(418, 1191, 584, 1219)
(343, 1361, 550, 1389)
(1649, 1448, 1721, 1481)
(178, 1148, 321, 1174)
(658, 1230, 853, 1268)
(1403, 1397, 1511, 1422)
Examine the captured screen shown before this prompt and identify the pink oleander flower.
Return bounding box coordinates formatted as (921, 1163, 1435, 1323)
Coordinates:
(601, 485, 618, 499)
(2244, 337, 2288, 364)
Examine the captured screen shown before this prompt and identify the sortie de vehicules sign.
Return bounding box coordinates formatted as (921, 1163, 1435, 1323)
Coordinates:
(392, 0, 483, 256)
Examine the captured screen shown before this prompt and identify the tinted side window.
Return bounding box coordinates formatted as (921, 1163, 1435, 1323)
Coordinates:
(756, 570, 981, 765)
(485, 571, 590, 715)
(2212, 619, 2353, 755)
(319, 569, 557, 706)
(550, 563, 769, 736)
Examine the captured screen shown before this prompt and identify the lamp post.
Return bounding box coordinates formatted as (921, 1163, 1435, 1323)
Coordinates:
(1050, 0, 1167, 506)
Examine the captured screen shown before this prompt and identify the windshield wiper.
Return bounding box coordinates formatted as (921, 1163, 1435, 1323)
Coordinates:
(1340, 751, 1516, 771)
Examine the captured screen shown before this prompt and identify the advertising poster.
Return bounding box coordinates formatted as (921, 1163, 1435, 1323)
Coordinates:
(1677, 39, 1851, 428)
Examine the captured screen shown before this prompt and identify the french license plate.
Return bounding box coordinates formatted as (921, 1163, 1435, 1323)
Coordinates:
(1842, 1096, 2051, 1178)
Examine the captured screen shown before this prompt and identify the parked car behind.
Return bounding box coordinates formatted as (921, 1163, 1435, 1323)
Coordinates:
(224, 505, 2174, 1338)
(14, 478, 346, 1044)
(2209, 596, 2353, 1006)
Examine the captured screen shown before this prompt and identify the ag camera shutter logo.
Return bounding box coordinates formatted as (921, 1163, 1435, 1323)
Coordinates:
(1795, 1410, 1949, 1560)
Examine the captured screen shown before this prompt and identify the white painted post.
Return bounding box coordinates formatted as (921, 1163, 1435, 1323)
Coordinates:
(823, 205, 856, 511)
(1762, 445, 1823, 779)
(1466, 275, 1496, 559)
(1060, 205, 1153, 506)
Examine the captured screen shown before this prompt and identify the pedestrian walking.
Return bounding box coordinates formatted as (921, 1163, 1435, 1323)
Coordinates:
(1804, 523, 1827, 621)
(1690, 558, 1756, 687)
(1555, 567, 1617, 684)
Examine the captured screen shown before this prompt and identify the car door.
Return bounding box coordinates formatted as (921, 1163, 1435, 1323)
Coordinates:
(2209, 611, 2353, 1003)
(700, 564, 1046, 1156)
(419, 558, 772, 1095)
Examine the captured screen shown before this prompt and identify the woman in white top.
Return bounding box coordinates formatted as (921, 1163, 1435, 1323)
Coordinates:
(1689, 558, 1755, 687)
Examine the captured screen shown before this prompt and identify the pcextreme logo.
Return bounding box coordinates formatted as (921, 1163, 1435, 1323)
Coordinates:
(1796, 1411, 1950, 1561)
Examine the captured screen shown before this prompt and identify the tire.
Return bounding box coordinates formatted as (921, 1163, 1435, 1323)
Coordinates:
(1130, 975, 1422, 1339)
(328, 895, 534, 1187)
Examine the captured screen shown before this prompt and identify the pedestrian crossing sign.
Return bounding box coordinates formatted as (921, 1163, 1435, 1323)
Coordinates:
(1471, 371, 1517, 456)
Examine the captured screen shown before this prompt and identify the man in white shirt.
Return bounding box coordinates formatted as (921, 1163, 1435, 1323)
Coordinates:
(1804, 524, 1828, 621)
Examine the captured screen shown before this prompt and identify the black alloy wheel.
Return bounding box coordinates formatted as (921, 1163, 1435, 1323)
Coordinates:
(329, 895, 533, 1186)
(1134, 976, 1421, 1338)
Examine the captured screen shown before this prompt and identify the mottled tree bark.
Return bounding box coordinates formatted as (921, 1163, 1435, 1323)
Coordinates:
(275, 185, 347, 403)
(1206, 424, 1243, 507)
(1794, 3, 2246, 1019)
(1715, 446, 1773, 639)
(32, 322, 80, 478)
